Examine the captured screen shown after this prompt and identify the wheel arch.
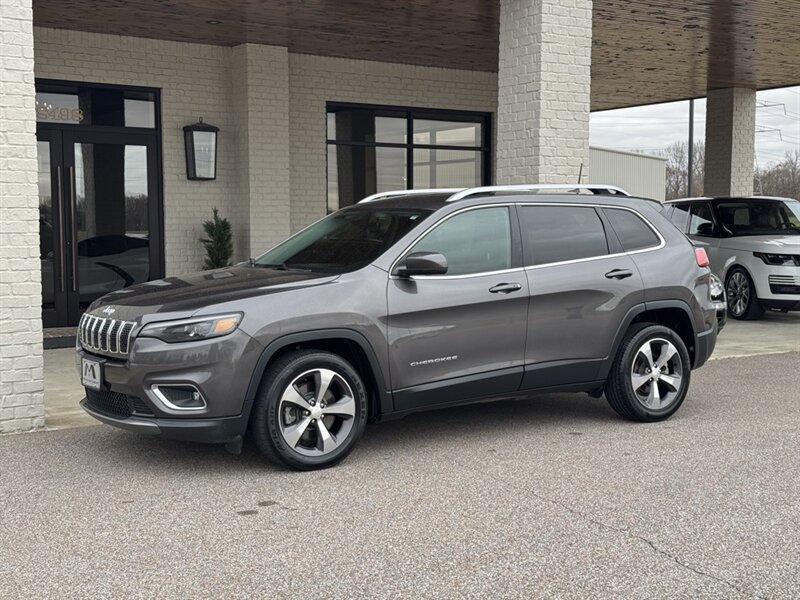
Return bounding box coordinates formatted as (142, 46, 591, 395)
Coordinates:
(600, 300, 698, 380)
(244, 330, 391, 427)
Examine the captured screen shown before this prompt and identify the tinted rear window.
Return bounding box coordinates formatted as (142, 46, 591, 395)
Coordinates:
(602, 208, 660, 251)
(520, 206, 609, 266)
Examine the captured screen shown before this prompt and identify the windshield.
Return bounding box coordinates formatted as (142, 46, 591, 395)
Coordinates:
(254, 206, 433, 273)
(716, 200, 800, 236)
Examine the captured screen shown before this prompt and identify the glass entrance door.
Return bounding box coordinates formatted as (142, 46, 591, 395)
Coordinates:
(36, 129, 161, 326)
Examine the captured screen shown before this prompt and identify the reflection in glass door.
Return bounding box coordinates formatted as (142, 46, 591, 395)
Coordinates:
(71, 141, 152, 310)
(35, 129, 161, 326)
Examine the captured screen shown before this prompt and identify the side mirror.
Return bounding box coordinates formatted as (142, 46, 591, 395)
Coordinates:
(695, 222, 717, 236)
(395, 252, 448, 277)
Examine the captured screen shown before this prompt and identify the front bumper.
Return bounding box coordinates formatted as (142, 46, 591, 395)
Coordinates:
(81, 398, 248, 444)
(76, 327, 263, 420)
(752, 264, 800, 307)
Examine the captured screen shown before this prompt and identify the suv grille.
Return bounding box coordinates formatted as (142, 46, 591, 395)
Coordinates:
(78, 313, 136, 356)
(85, 389, 154, 418)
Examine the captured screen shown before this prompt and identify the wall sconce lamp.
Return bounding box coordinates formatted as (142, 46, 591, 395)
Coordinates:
(184, 117, 219, 180)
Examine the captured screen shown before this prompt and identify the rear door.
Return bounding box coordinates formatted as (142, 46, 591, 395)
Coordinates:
(518, 203, 645, 389)
(387, 205, 529, 411)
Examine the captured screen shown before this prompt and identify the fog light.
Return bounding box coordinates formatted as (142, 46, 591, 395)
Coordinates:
(151, 385, 207, 411)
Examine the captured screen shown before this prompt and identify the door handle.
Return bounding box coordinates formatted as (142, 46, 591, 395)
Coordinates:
(605, 269, 633, 280)
(489, 282, 522, 294)
(56, 165, 66, 293)
(69, 166, 77, 292)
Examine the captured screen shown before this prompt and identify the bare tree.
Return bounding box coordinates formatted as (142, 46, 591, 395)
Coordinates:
(655, 141, 705, 200)
(755, 150, 800, 199)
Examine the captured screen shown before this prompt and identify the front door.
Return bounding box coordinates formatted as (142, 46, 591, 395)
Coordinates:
(36, 129, 161, 327)
(387, 205, 529, 411)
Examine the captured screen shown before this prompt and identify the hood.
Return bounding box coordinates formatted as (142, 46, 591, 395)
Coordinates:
(722, 235, 800, 252)
(88, 267, 340, 321)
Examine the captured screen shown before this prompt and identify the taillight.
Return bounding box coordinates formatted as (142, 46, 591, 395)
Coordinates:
(695, 248, 710, 267)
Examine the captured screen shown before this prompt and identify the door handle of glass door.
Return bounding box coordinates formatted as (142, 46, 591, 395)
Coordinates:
(56, 165, 66, 293)
(69, 166, 77, 292)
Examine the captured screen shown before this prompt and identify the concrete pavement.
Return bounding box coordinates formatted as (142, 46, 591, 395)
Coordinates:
(3, 351, 800, 599)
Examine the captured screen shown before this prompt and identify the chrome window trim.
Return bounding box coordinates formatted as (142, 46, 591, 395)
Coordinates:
(388, 203, 515, 280)
(517, 202, 666, 270)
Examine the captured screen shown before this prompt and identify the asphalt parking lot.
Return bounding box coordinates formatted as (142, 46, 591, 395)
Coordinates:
(2, 350, 800, 599)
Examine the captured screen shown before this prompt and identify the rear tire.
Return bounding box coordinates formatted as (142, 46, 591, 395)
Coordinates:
(605, 323, 691, 422)
(251, 350, 368, 470)
(725, 267, 764, 320)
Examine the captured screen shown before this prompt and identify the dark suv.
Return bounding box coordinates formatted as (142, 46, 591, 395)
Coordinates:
(77, 184, 723, 470)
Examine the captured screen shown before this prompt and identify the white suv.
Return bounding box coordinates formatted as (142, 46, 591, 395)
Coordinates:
(664, 196, 800, 319)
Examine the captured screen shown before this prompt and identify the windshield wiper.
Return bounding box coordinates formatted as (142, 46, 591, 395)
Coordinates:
(254, 262, 312, 272)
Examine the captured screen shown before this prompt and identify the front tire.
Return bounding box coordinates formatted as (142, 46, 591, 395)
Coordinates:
(251, 350, 368, 470)
(726, 267, 764, 320)
(605, 323, 691, 422)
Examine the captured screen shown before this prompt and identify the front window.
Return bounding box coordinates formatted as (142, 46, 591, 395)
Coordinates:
(255, 207, 432, 274)
(326, 104, 490, 211)
(407, 207, 512, 276)
(716, 200, 800, 236)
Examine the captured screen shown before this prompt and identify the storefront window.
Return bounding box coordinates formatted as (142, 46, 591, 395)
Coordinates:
(36, 84, 157, 128)
(326, 104, 490, 211)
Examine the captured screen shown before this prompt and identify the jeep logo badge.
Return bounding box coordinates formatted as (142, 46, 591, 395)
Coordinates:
(102, 306, 116, 315)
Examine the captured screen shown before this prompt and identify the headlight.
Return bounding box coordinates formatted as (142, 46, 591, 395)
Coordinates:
(753, 252, 800, 266)
(139, 313, 242, 343)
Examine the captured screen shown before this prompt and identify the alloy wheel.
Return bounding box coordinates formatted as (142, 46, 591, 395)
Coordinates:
(278, 368, 357, 457)
(726, 271, 750, 318)
(630, 337, 684, 410)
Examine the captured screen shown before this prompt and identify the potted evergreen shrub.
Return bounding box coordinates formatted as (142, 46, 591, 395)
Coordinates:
(200, 207, 233, 270)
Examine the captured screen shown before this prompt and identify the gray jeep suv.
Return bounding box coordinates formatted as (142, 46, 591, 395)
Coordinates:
(77, 184, 723, 470)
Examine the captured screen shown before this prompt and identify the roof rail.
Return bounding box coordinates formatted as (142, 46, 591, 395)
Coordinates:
(358, 188, 465, 203)
(446, 183, 630, 202)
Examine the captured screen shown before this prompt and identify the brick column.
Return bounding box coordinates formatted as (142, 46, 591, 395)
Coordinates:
(496, 0, 592, 184)
(704, 87, 756, 197)
(0, 0, 45, 433)
(231, 44, 291, 258)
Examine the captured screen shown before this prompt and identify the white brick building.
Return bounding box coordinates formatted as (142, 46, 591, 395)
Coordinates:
(1, 0, 794, 433)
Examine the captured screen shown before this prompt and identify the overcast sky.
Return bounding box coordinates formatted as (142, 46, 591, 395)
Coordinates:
(590, 86, 800, 168)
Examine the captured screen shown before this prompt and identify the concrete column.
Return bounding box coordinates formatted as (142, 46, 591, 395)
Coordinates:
(704, 87, 756, 197)
(0, 0, 45, 433)
(231, 44, 291, 259)
(496, 0, 592, 184)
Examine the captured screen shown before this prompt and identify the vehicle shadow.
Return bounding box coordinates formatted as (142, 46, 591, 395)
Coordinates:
(79, 391, 618, 470)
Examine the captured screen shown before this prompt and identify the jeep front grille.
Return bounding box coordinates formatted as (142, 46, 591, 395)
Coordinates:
(78, 313, 136, 356)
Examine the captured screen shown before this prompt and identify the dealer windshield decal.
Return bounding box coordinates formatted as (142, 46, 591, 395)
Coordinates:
(410, 355, 458, 367)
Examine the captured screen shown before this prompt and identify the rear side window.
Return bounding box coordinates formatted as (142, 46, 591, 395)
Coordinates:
(519, 206, 609, 266)
(602, 208, 660, 251)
